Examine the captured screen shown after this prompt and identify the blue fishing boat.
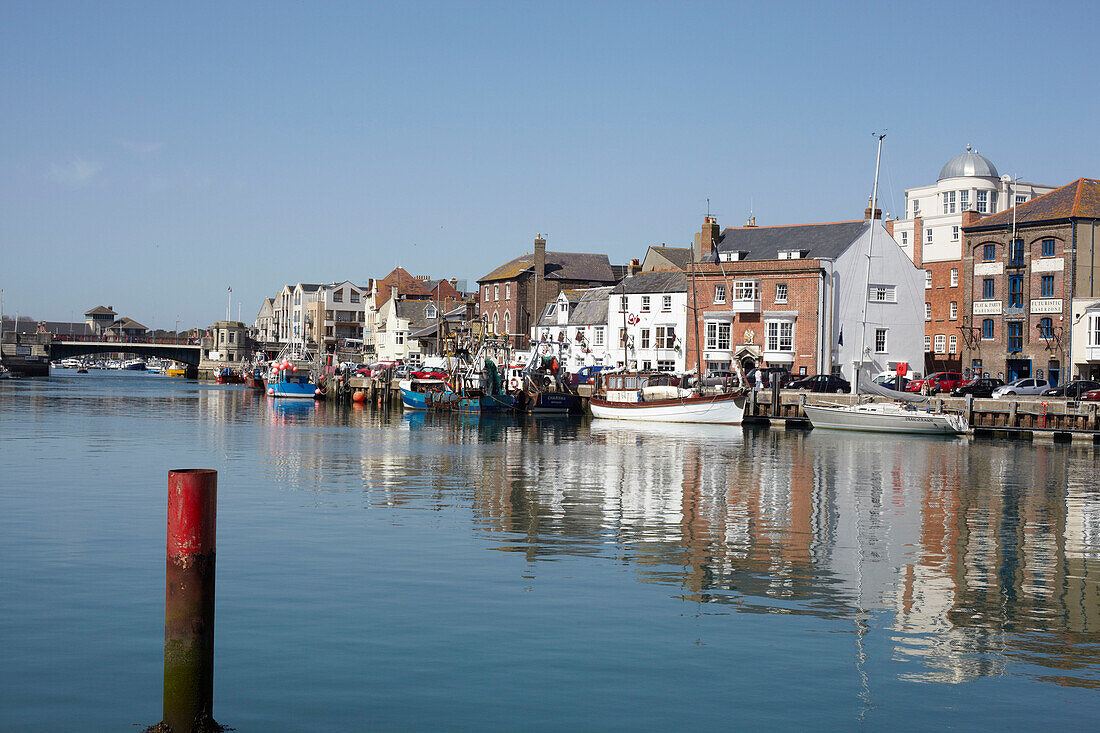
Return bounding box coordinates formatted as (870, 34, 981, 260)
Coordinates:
(267, 366, 322, 399)
(456, 393, 516, 413)
(399, 378, 451, 410)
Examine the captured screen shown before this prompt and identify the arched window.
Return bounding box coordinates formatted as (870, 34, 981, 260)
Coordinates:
(1038, 317, 1053, 340)
(492, 312, 499, 333)
(981, 319, 994, 340)
(504, 311, 511, 335)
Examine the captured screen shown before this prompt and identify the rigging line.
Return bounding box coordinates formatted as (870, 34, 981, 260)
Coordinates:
(882, 136, 899, 222)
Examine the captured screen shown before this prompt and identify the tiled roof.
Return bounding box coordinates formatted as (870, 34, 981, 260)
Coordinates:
(394, 300, 438, 329)
(377, 267, 432, 306)
(297, 283, 321, 292)
(610, 271, 686, 295)
(112, 317, 147, 330)
(479, 250, 615, 284)
(708, 221, 868, 262)
(537, 286, 613, 326)
(85, 305, 117, 316)
(645, 246, 694, 270)
(964, 178, 1100, 230)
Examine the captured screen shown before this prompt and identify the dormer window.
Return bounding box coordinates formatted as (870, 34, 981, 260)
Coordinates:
(719, 251, 747, 262)
(778, 250, 807, 260)
(425, 305, 437, 320)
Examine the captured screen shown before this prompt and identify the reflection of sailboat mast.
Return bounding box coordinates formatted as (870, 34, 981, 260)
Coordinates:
(854, 460, 873, 719)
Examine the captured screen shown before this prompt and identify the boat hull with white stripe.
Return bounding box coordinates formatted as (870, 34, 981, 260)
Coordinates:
(802, 402, 967, 435)
(589, 392, 745, 424)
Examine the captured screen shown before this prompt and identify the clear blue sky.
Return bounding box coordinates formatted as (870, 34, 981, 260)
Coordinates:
(3, 1, 1098, 329)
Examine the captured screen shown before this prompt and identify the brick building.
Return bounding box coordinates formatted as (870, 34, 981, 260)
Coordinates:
(962, 178, 1100, 384)
(889, 147, 1055, 373)
(478, 235, 618, 348)
(687, 213, 924, 383)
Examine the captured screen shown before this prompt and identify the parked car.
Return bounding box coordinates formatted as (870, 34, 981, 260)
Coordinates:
(876, 376, 910, 391)
(1041, 380, 1100, 399)
(992, 378, 1051, 399)
(571, 365, 610, 386)
(393, 364, 413, 379)
(951, 378, 1005, 398)
(788, 374, 851, 393)
(1082, 389, 1100, 402)
(905, 371, 963, 395)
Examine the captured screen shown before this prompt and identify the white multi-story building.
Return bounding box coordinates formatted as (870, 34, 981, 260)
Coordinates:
(892, 147, 1056, 266)
(375, 289, 439, 366)
(608, 272, 688, 372)
(533, 287, 613, 371)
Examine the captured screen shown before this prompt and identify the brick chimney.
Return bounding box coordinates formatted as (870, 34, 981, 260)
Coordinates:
(629, 258, 641, 277)
(864, 197, 882, 220)
(693, 216, 720, 262)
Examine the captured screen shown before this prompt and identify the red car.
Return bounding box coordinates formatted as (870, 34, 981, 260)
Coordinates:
(905, 371, 963, 395)
(1082, 388, 1100, 402)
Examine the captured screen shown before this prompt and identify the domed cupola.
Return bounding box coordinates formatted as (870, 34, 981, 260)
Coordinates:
(938, 144, 999, 181)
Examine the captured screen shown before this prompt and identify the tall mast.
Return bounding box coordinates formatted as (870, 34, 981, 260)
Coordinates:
(856, 133, 885, 392)
(690, 244, 702, 389)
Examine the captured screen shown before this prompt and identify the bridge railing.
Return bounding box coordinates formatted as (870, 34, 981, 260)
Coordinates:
(54, 334, 201, 345)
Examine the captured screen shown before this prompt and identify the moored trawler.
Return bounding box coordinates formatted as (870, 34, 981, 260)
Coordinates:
(266, 358, 322, 399)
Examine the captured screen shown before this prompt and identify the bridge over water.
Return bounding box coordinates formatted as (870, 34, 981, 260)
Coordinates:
(49, 340, 203, 366)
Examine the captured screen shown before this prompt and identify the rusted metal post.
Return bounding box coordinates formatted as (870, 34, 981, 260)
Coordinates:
(161, 469, 219, 733)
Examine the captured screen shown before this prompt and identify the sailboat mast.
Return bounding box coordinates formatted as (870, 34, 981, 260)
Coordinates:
(856, 133, 885, 392)
(690, 245, 702, 389)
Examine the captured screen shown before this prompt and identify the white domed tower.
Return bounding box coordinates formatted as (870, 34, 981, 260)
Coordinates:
(889, 146, 1056, 375)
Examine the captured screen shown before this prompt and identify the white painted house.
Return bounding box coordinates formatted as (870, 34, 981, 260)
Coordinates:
(830, 221, 926, 385)
(533, 287, 613, 371)
(608, 271, 688, 372)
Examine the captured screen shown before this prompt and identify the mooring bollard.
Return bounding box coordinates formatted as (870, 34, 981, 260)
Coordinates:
(161, 469, 219, 733)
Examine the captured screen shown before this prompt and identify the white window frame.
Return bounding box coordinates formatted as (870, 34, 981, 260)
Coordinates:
(949, 335, 958, 354)
(925, 303, 931, 321)
(950, 301, 958, 320)
(732, 280, 759, 301)
(640, 295, 650, 312)
(950, 268, 958, 287)
(924, 335, 931, 352)
(619, 295, 629, 312)
(934, 334, 946, 354)
(977, 190, 988, 213)
(775, 283, 788, 304)
(926, 227, 933, 244)
(925, 270, 932, 289)
(705, 322, 718, 350)
(765, 320, 793, 353)
(505, 283, 511, 299)
(661, 294, 672, 312)
(713, 284, 726, 304)
(639, 328, 650, 349)
(874, 328, 888, 353)
(952, 226, 959, 241)
(494, 284, 499, 301)
(1088, 314, 1100, 347)
(593, 327, 604, 346)
(868, 285, 896, 303)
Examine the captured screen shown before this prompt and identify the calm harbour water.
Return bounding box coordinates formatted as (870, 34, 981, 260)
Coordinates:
(1, 370, 1099, 731)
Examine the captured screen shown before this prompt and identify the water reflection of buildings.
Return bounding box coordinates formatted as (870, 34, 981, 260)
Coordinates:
(471, 423, 1100, 688)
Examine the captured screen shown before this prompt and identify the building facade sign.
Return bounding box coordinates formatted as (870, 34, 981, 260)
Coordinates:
(1030, 299, 1063, 314)
(974, 262, 1004, 277)
(973, 300, 1002, 315)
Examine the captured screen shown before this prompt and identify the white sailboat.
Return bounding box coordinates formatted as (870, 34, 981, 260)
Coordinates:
(803, 134, 967, 437)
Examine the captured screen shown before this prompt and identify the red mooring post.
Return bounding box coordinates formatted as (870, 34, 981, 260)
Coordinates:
(161, 469, 219, 733)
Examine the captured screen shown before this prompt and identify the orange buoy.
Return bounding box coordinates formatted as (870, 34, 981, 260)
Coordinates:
(352, 390, 366, 403)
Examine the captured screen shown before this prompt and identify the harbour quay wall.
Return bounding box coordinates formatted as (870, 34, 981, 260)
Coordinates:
(1, 332, 51, 377)
(750, 389, 1100, 441)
